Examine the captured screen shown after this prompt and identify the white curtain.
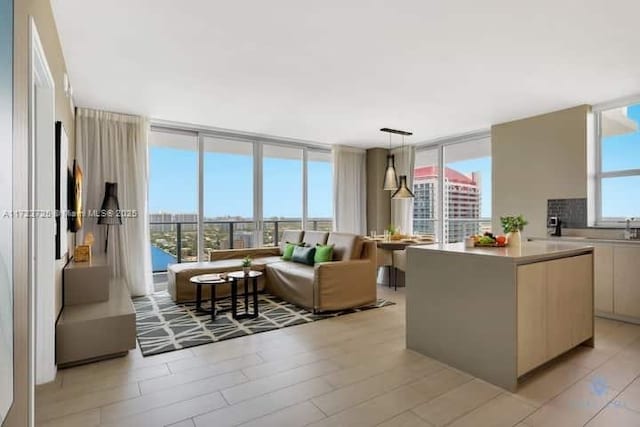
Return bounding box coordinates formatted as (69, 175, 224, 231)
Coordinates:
(332, 146, 367, 235)
(76, 108, 153, 296)
(391, 145, 415, 235)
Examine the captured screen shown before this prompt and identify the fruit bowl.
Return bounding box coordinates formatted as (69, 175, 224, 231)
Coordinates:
(474, 242, 507, 248)
(472, 233, 507, 247)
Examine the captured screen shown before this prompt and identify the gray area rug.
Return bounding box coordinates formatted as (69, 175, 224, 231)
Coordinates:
(133, 292, 395, 357)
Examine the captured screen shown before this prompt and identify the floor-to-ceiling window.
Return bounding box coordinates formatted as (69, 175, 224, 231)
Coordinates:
(443, 138, 492, 242)
(262, 145, 303, 245)
(413, 134, 491, 243)
(595, 103, 640, 224)
(148, 130, 198, 272)
(148, 127, 333, 272)
(203, 137, 255, 255)
(413, 148, 440, 237)
(307, 150, 333, 232)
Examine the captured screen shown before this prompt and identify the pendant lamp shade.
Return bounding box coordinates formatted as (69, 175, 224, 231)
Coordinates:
(392, 175, 415, 199)
(382, 154, 399, 191)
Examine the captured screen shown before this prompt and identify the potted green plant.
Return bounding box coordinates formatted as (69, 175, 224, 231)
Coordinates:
(241, 256, 252, 275)
(500, 215, 528, 247)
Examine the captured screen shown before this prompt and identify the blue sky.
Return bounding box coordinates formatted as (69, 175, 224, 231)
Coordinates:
(149, 149, 333, 218)
(601, 104, 640, 217)
(150, 105, 639, 221)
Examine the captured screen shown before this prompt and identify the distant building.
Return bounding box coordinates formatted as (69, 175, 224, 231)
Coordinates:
(413, 167, 482, 243)
(149, 212, 174, 232)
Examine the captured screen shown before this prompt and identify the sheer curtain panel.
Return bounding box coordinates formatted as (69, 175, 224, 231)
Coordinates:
(332, 146, 367, 234)
(76, 108, 153, 296)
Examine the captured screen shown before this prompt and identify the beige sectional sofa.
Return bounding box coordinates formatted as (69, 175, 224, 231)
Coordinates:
(167, 231, 377, 313)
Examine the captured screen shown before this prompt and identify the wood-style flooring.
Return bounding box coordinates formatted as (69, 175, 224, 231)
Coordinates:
(36, 285, 640, 426)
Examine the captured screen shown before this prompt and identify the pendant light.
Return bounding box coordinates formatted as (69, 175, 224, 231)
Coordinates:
(392, 134, 415, 199)
(382, 132, 399, 191)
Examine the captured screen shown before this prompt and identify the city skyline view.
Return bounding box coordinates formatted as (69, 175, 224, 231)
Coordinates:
(149, 147, 490, 219)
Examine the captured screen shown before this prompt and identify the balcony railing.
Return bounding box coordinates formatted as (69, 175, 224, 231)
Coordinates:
(150, 219, 333, 272)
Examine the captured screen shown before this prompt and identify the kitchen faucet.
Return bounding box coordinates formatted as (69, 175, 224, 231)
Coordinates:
(625, 218, 637, 240)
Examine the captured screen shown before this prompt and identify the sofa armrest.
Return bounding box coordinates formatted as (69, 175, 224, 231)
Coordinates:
(314, 259, 377, 311)
(209, 247, 280, 261)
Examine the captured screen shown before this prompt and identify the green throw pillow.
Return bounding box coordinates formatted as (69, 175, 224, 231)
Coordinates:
(282, 242, 297, 260)
(292, 245, 316, 265)
(314, 244, 334, 263)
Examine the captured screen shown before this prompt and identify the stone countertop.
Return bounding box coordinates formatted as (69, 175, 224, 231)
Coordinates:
(408, 241, 593, 263)
(529, 236, 640, 246)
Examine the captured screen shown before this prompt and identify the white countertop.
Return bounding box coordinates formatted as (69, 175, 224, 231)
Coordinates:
(409, 241, 593, 263)
(530, 236, 640, 246)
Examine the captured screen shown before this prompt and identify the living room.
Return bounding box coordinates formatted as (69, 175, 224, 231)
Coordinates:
(3, 1, 640, 426)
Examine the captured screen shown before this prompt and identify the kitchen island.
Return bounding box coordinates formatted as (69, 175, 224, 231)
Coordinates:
(406, 241, 594, 391)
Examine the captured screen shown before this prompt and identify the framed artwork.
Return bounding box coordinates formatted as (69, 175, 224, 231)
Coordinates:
(69, 160, 83, 232)
(55, 121, 69, 259)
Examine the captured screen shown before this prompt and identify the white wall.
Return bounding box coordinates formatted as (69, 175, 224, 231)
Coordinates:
(492, 105, 591, 238)
(34, 83, 57, 385)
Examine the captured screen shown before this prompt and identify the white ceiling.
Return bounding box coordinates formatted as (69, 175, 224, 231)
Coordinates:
(51, 0, 640, 148)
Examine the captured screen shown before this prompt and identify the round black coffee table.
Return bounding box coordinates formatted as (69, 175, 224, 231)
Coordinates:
(189, 273, 232, 321)
(227, 270, 263, 320)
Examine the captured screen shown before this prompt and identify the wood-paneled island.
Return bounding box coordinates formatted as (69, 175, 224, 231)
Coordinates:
(406, 241, 594, 391)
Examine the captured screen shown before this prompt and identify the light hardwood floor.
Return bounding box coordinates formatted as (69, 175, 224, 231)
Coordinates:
(36, 285, 640, 427)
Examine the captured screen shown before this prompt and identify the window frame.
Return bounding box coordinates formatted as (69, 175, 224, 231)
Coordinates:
(149, 122, 333, 261)
(413, 132, 492, 243)
(594, 101, 640, 226)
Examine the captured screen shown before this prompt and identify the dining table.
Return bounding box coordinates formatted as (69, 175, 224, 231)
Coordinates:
(366, 237, 435, 289)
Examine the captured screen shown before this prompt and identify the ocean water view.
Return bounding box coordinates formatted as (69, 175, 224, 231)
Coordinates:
(151, 245, 176, 272)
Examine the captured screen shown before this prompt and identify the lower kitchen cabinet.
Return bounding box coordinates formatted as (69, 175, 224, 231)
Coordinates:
(594, 245, 614, 313)
(614, 246, 640, 318)
(517, 254, 593, 376)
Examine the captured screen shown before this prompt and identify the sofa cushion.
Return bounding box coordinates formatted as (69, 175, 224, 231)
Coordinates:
(327, 233, 364, 261)
(314, 244, 334, 263)
(252, 256, 285, 266)
(279, 230, 304, 254)
(292, 246, 316, 265)
(302, 231, 329, 247)
(282, 243, 296, 260)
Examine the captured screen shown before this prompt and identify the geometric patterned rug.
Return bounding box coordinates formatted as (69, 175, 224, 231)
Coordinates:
(133, 291, 395, 357)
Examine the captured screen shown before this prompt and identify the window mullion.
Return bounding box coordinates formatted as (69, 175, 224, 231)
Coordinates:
(302, 148, 308, 230)
(197, 133, 205, 261)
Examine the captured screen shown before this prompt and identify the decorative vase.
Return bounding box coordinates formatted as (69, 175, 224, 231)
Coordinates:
(507, 230, 522, 248)
(243, 267, 251, 275)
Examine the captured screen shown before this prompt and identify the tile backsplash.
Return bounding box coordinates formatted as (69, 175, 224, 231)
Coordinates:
(547, 198, 587, 228)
